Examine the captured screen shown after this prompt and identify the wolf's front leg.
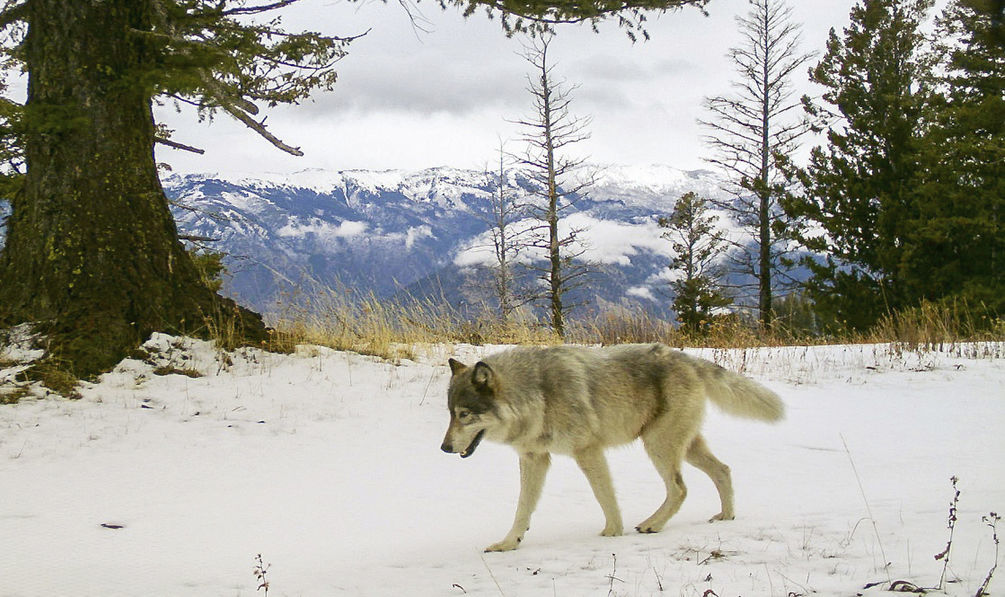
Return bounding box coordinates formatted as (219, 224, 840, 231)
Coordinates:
(574, 445, 623, 537)
(485, 452, 551, 552)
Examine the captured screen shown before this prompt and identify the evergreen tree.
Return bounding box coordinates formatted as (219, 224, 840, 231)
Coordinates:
(784, 0, 934, 330)
(659, 192, 731, 333)
(0, 0, 354, 377)
(0, 0, 705, 380)
(699, 0, 812, 327)
(911, 0, 1004, 313)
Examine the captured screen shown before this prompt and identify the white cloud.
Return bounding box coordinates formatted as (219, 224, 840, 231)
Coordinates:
(156, 0, 857, 174)
(562, 213, 669, 266)
(277, 218, 368, 242)
(626, 286, 656, 302)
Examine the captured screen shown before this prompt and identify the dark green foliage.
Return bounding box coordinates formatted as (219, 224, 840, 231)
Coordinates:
(442, 0, 710, 40)
(189, 249, 226, 293)
(769, 291, 819, 336)
(146, 1, 354, 155)
(786, 0, 1002, 330)
(0, 72, 23, 204)
(784, 0, 935, 330)
(659, 192, 732, 333)
(0, 1, 356, 379)
(912, 0, 1004, 314)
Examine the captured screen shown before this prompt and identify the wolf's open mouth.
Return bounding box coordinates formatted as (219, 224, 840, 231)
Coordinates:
(459, 430, 486, 458)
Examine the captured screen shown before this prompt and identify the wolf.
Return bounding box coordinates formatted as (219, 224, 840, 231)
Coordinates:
(440, 343, 784, 552)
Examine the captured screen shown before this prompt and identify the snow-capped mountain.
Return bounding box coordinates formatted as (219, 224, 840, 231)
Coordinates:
(0, 165, 749, 317)
(159, 164, 741, 316)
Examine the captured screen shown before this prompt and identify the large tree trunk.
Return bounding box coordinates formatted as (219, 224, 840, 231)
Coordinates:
(0, 0, 264, 378)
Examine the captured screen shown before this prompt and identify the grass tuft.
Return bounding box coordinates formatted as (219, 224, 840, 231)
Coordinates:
(257, 290, 1003, 361)
(266, 285, 559, 361)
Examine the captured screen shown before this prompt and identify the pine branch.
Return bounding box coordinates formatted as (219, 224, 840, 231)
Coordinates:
(209, 0, 301, 18)
(222, 103, 303, 156)
(155, 136, 206, 154)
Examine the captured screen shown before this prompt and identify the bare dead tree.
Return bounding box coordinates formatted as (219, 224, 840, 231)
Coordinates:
(512, 35, 594, 338)
(698, 0, 813, 327)
(477, 140, 529, 321)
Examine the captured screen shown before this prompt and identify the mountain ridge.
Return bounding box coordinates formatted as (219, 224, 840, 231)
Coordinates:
(1, 164, 749, 318)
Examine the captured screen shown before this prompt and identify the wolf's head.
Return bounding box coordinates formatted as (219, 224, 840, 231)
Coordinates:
(440, 358, 500, 458)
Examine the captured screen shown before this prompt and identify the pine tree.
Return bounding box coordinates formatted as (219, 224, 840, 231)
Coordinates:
(0, 1, 353, 377)
(699, 0, 812, 327)
(659, 192, 731, 333)
(784, 0, 934, 330)
(910, 0, 1004, 313)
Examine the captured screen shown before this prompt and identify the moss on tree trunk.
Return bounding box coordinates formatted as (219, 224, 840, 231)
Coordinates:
(0, 0, 265, 379)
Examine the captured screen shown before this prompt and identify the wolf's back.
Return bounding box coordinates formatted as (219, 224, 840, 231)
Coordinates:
(696, 359, 785, 422)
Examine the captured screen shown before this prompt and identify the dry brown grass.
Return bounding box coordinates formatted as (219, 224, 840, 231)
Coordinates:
(265, 287, 560, 361)
(858, 299, 1004, 348)
(244, 288, 1003, 361)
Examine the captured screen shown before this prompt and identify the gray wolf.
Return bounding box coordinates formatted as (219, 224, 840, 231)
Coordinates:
(440, 343, 784, 552)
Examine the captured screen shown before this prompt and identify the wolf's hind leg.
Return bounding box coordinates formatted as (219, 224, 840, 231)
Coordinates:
(685, 433, 735, 522)
(637, 423, 694, 533)
(574, 445, 623, 537)
(485, 452, 550, 552)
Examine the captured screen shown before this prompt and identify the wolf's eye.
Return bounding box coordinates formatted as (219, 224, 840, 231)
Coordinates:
(457, 409, 472, 421)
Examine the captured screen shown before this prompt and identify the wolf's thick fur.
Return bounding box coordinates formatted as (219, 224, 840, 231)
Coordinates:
(441, 343, 784, 552)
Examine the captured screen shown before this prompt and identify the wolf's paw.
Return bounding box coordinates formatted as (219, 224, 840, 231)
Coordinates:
(600, 523, 623, 537)
(634, 521, 665, 534)
(708, 512, 735, 522)
(484, 536, 521, 552)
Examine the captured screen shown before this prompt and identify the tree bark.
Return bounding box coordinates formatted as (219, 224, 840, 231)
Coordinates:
(544, 86, 564, 339)
(0, 0, 265, 378)
(758, 1, 773, 328)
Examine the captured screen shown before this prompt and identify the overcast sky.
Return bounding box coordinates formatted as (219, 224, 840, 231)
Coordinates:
(154, 0, 858, 175)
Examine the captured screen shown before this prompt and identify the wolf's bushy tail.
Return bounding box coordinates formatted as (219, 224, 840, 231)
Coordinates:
(700, 362, 785, 422)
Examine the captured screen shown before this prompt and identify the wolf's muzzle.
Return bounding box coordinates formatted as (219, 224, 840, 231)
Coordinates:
(441, 429, 486, 458)
(459, 430, 485, 458)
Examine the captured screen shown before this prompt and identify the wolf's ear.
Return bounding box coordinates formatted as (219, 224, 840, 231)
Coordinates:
(472, 361, 494, 389)
(448, 358, 468, 376)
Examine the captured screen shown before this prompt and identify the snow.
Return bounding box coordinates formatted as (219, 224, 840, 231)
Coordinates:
(586, 164, 726, 209)
(1, 337, 1002, 596)
(165, 167, 492, 210)
(165, 163, 727, 215)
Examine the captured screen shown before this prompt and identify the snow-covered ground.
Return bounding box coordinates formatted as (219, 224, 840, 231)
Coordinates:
(1, 336, 1002, 596)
